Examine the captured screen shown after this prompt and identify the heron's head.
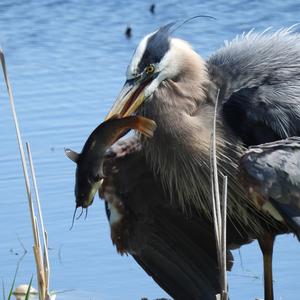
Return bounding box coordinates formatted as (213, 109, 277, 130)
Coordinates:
(106, 24, 206, 120)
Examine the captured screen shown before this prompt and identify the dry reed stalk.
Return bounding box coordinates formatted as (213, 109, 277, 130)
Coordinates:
(210, 89, 228, 300)
(0, 49, 51, 300)
(221, 175, 228, 300)
(27, 142, 51, 296)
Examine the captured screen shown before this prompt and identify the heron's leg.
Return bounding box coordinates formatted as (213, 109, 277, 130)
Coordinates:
(258, 234, 275, 300)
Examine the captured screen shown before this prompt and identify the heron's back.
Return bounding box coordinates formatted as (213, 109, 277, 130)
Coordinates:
(208, 27, 300, 145)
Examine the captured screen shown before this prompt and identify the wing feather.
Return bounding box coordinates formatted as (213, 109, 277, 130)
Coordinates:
(208, 28, 300, 146)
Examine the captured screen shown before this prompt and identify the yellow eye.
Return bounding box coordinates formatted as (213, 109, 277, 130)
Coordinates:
(146, 64, 155, 74)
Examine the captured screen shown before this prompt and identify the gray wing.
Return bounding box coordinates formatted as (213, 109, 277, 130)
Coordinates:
(239, 137, 300, 239)
(207, 28, 300, 146)
(101, 138, 252, 299)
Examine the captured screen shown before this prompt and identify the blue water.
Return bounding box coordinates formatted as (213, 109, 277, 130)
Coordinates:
(0, 1, 299, 299)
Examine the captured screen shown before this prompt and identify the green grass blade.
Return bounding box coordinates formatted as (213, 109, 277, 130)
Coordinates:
(24, 275, 33, 300)
(2, 278, 6, 300)
(7, 263, 19, 300)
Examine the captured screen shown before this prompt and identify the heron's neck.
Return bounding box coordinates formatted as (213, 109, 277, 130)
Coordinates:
(140, 69, 218, 213)
(141, 99, 265, 237)
(140, 71, 247, 216)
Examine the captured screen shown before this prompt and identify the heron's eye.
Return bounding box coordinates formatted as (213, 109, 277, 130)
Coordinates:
(146, 64, 155, 75)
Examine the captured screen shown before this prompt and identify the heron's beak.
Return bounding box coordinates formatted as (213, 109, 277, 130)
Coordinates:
(105, 76, 152, 120)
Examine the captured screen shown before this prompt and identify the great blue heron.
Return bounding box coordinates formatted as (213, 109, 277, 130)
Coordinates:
(101, 24, 300, 299)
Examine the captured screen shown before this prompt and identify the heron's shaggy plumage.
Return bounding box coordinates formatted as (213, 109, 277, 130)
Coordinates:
(134, 28, 300, 236)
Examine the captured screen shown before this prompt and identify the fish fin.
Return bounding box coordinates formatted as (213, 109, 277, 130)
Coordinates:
(134, 116, 157, 138)
(65, 148, 80, 163)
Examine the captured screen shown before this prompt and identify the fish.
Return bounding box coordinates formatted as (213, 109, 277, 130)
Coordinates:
(65, 115, 156, 209)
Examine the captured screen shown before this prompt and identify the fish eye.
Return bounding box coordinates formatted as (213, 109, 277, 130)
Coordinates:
(146, 64, 155, 75)
(94, 174, 102, 182)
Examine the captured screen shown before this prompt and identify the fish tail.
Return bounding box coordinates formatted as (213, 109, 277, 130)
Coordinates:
(131, 116, 157, 138)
